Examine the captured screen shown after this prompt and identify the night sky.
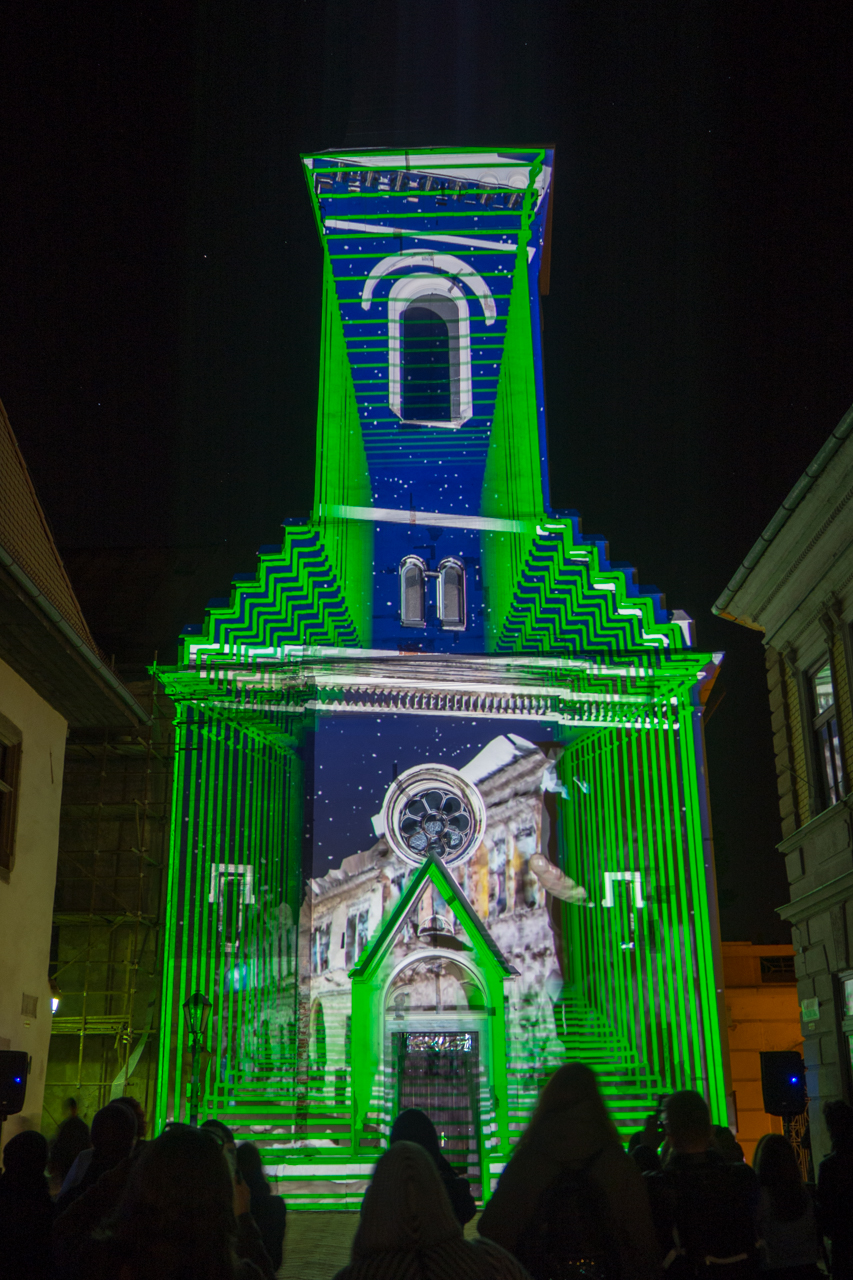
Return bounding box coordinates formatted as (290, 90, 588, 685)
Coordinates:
(2, 1, 852, 941)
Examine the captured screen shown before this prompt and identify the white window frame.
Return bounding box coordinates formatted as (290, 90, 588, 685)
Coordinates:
(601, 871, 645, 909)
(208, 863, 256, 948)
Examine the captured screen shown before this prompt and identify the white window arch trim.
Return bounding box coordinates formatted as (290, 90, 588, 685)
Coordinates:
(361, 251, 497, 322)
(383, 949, 489, 1006)
(361, 252, 496, 430)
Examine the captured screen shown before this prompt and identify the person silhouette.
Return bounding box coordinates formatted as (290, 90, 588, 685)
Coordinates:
(389, 1108, 476, 1225)
(0, 1129, 55, 1279)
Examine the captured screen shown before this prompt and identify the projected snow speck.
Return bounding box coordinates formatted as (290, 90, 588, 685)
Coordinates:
(311, 714, 555, 872)
(306, 721, 576, 1111)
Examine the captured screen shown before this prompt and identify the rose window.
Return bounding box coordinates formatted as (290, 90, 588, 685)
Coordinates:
(381, 764, 486, 868)
(400, 789, 471, 858)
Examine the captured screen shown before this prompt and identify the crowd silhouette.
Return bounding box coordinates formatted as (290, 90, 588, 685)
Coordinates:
(1, 1071, 851, 1280)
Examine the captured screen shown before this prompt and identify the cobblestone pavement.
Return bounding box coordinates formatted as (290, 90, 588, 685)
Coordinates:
(278, 1213, 358, 1279)
(278, 1211, 482, 1279)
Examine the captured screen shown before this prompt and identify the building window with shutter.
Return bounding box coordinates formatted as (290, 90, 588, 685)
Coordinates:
(345, 909, 370, 968)
(0, 723, 22, 877)
(811, 659, 844, 809)
(311, 923, 331, 974)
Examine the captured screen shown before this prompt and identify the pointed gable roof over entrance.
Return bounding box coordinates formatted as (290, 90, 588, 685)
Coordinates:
(349, 850, 517, 983)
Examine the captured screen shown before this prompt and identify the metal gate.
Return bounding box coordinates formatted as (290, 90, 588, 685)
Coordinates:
(392, 1030, 481, 1197)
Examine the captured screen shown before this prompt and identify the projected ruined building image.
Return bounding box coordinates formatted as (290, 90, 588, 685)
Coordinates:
(154, 148, 728, 1206)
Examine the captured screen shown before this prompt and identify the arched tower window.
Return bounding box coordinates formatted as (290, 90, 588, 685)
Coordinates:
(387, 276, 472, 429)
(437, 558, 466, 630)
(400, 555, 427, 627)
(401, 296, 459, 424)
(361, 252, 497, 430)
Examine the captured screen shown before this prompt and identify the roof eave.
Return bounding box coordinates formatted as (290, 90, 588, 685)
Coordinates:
(713, 401, 853, 622)
(0, 545, 150, 727)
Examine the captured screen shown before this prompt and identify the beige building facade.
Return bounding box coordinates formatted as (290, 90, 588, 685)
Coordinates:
(0, 659, 67, 1136)
(715, 404, 853, 1163)
(0, 397, 145, 1152)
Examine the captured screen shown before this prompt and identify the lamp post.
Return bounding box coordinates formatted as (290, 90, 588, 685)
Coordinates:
(182, 991, 212, 1127)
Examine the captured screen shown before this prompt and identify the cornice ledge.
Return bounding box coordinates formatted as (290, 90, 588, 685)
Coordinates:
(776, 794, 853, 854)
(776, 868, 853, 924)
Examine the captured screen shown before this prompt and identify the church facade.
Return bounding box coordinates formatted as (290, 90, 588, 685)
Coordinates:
(155, 147, 728, 1207)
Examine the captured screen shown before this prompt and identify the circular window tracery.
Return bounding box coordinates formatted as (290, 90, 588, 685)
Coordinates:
(381, 764, 486, 868)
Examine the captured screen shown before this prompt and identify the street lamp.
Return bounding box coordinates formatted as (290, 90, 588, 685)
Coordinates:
(182, 991, 212, 1127)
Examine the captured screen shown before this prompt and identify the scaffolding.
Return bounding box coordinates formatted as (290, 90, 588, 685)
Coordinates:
(43, 672, 173, 1131)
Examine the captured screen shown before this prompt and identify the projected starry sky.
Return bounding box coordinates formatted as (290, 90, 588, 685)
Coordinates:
(311, 713, 556, 873)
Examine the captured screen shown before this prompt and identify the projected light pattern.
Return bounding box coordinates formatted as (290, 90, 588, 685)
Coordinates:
(154, 146, 727, 1213)
(307, 151, 544, 507)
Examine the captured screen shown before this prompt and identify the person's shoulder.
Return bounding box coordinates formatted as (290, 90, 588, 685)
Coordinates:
(328, 1264, 365, 1280)
(601, 1139, 641, 1168)
(726, 1160, 758, 1191)
(595, 1138, 631, 1162)
(252, 1188, 286, 1214)
(444, 1172, 477, 1221)
(646, 1155, 701, 1196)
(471, 1236, 535, 1278)
(630, 1143, 664, 1175)
(818, 1150, 844, 1174)
(59, 1145, 93, 1193)
(595, 1141, 649, 1186)
(236, 1261, 268, 1280)
(60, 1116, 90, 1140)
(645, 1159, 677, 1185)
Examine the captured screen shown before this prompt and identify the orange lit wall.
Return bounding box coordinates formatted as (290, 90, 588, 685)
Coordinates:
(722, 941, 803, 1163)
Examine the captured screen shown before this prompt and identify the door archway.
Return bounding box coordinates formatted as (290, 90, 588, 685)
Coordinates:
(384, 952, 487, 1196)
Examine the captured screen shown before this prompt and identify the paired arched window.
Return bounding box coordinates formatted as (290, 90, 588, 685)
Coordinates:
(400, 556, 466, 630)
